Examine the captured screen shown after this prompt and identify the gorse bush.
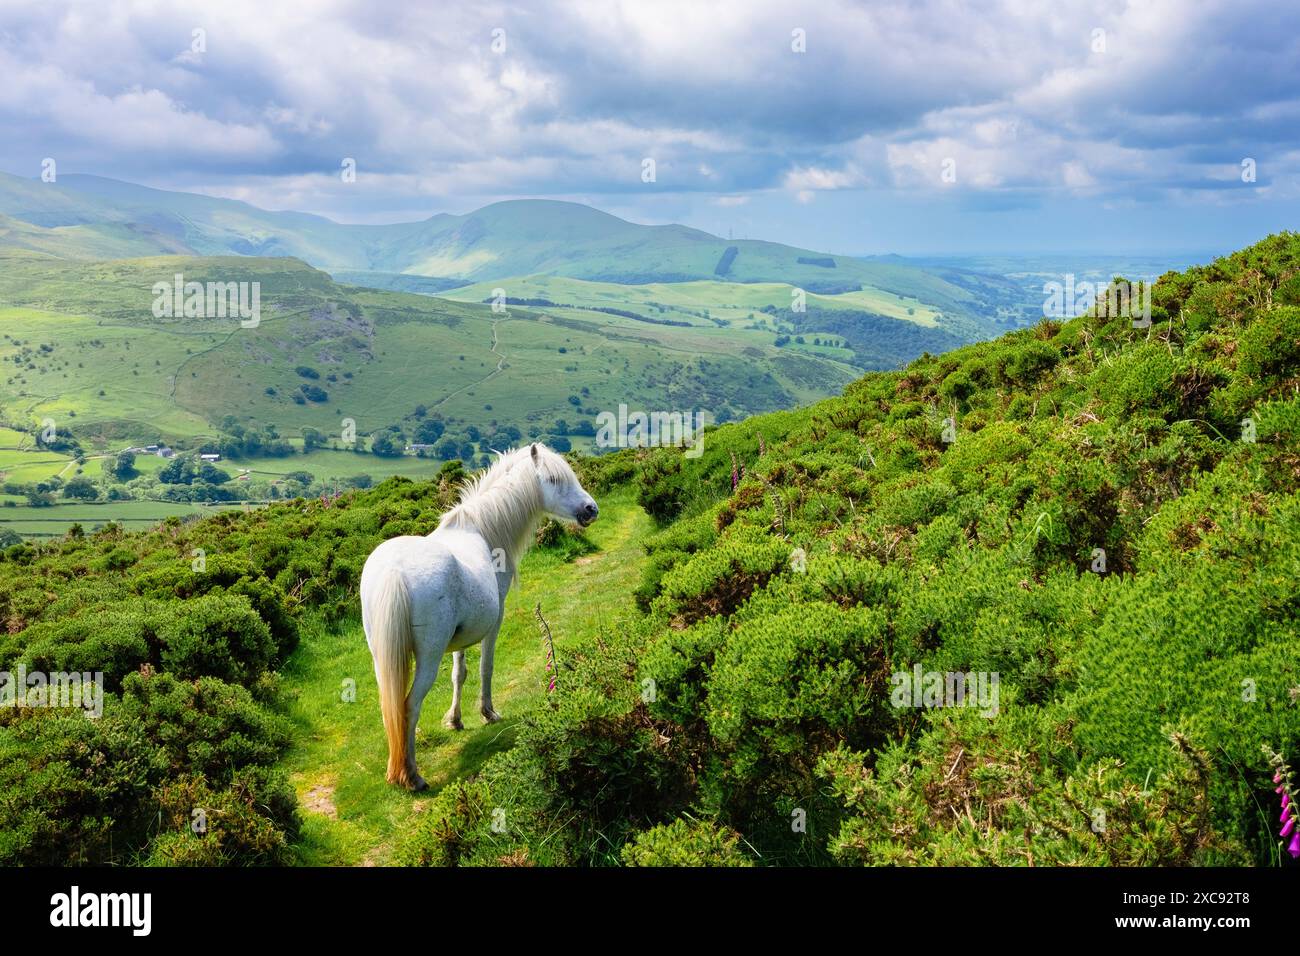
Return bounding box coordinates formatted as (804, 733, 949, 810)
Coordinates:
(621, 818, 754, 866)
(0, 670, 295, 865)
(651, 534, 792, 625)
(0, 476, 463, 864)
(402, 232, 1300, 867)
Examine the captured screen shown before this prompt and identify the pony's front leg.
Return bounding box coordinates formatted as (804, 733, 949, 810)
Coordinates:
(479, 629, 503, 723)
(442, 651, 466, 730)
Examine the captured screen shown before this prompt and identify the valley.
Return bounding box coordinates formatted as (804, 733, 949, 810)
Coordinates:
(0, 175, 1197, 541)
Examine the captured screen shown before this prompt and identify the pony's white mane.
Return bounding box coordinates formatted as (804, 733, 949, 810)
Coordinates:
(438, 444, 577, 575)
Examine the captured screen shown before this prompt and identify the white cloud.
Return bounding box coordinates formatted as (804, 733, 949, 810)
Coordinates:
(0, 0, 1295, 219)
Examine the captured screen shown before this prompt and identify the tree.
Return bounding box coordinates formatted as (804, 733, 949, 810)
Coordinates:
(111, 451, 137, 481)
(416, 418, 446, 444)
(301, 427, 326, 452)
(62, 477, 99, 501)
(198, 463, 231, 485)
(370, 432, 403, 457)
(159, 457, 193, 485)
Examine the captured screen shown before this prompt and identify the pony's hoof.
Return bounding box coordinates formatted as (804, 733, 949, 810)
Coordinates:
(481, 708, 503, 724)
(407, 774, 428, 792)
(443, 714, 464, 730)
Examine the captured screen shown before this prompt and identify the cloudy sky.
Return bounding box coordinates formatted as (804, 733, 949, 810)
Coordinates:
(2, 0, 1297, 255)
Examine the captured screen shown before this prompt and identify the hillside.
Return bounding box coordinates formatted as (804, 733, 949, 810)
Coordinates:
(399, 231, 1300, 866)
(0, 249, 887, 539)
(0, 173, 1022, 336)
(1, 232, 1297, 866)
(0, 252, 865, 461)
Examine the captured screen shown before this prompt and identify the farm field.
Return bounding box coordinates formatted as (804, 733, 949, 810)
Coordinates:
(0, 446, 75, 483)
(229, 448, 439, 483)
(0, 445, 444, 538)
(0, 498, 251, 536)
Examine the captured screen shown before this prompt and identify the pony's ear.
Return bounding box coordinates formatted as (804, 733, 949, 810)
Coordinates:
(530, 443, 538, 461)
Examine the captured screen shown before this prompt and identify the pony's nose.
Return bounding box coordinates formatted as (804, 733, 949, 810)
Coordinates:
(582, 503, 599, 522)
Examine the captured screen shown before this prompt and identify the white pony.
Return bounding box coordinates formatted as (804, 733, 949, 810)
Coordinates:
(360, 443, 598, 790)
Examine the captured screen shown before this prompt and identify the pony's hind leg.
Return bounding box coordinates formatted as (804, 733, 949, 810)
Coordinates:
(479, 628, 503, 723)
(443, 651, 467, 730)
(403, 651, 442, 791)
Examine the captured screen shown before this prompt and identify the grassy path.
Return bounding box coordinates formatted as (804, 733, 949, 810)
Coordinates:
(281, 485, 653, 865)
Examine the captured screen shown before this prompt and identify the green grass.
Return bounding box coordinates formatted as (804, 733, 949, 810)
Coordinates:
(0, 443, 76, 484)
(282, 485, 652, 865)
(232, 448, 440, 482)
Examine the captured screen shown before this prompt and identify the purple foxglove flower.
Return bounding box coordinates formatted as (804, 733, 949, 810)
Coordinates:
(1283, 816, 1296, 839)
(1289, 832, 1300, 859)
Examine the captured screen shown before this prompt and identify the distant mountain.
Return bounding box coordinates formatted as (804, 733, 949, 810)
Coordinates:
(0, 173, 1023, 334)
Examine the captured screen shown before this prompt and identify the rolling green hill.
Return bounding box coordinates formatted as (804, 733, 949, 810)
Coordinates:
(0, 252, 864, 463)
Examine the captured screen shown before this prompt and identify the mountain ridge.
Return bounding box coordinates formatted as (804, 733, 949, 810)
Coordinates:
(0, 172, 1022, 334)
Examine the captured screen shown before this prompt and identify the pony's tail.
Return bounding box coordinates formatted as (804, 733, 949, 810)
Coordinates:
(368, 571, 414, 788)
